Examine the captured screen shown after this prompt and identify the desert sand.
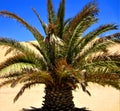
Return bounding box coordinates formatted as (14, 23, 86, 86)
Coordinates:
(0, 43, 120, 111)
(0, 84, 119, 111)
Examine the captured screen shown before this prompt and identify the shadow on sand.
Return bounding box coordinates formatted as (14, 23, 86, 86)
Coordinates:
(22, 106, 90, 111)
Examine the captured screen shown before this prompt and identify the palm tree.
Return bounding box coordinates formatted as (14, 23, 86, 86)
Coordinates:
(0, 0, 120, 111)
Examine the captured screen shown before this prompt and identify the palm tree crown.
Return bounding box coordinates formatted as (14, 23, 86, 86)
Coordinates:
(0, 0, 120, 109)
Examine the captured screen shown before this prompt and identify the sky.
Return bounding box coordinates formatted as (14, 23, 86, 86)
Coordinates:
(0, 0, 119, 42)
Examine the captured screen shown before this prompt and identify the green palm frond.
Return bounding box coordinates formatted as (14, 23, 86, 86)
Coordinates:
(47, 0, 56, 24)
(28, 42, 50, 66)
(44, 33, 64, 65)
(64, 18, 72, 26)
(0, 62, 37, 78)
(32, 8, 48, 35)
(45, 34, 56, 65)
(57, 0, 65, 19)
(86, 73, 120, 89)
(84, 60, 120, 73)
(12, 70, 55, 103)
(0, 68, 53, 89)
(0, 11, 49, 62)
(0, 52, 47, 75)
(84, 24, 118, 39)
(73, 24, 118, 62)
(66, 18, 98, 63)
(55, 0, 65, 39)
(0, 38, 48, 69)
(82, 60, 120, 90)
(0, 54, 26, 70)
(0, 11, 43, 42)
(63, 18, 72, 34)
(10, 70, 53, 87)
(64, 1, 98, 41)
(77, 40, 114, 63)
(0, 66, 54, 102)
(103, 32, 120, 43)
(23, 70, 53, 85)
(81, 24, 117, 48)
(80, 24, 117, 51)
(86, 48, 120, 62)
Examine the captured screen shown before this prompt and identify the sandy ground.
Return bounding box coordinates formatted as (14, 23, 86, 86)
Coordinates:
(0, 84, 119, 111)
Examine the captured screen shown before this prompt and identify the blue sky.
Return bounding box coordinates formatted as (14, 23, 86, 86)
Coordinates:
(0, 0, 119, 42)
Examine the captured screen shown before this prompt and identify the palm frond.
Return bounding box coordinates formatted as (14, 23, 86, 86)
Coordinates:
(77, 40, 113, 63)
(55, 0, 65, 39)
(84, 24, 118, 39)
(0, 11, 49, 63)
(86, 73, 120, 89)
(28, 42, 50, 66)
(84, 60, 120, 72)
(0, 11, 44, 42)
(64, 18, 72, 27)
(45, 33, 65, 65)
(63, 18, 72, 35)
(45, 34, 56, 65)
(64, 1, 98, 41)
(66, 18, 98, 63)
(55, 60, 91, 95)
(47, 0, 56, 24)
(10, 70, 53, 88)
(0, 54, 26, 70)
(74, 24, 118, 62)
(0, 51, 48, 74)
(55, 59, 81, 85)
(32, 8, 48, 34)
(13, 81, 41, 102)
(86, 47, 120, 62)
(0, 62, 37, 78)
(0, 38, 48, 69)
(103, 32, 120, 43)
(0, 79, 14, 88)
(4, 47, 18, 56)
(80, 82, 91, 96)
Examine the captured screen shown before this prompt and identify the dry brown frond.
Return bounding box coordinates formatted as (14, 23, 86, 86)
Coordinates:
(0, 79, 14, 88)
(13, 81, 41, 102)
(55, 58, 68, 69)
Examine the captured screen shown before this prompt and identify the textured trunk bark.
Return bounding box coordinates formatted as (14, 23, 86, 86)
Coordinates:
(41, 85, 75, 111)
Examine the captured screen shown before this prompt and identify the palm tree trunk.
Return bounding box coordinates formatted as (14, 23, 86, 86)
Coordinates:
(41, 85, 75, 111)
